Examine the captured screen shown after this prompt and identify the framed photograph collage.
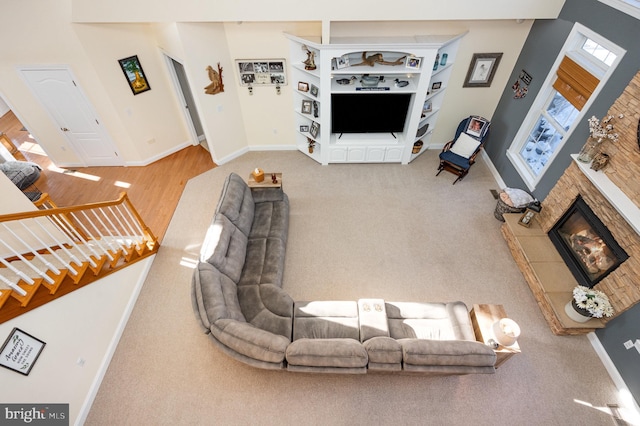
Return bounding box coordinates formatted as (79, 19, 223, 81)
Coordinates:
(236, 59, 287, 87)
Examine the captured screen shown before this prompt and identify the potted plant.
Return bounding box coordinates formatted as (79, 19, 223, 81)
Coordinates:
(564, 285, 614, 323)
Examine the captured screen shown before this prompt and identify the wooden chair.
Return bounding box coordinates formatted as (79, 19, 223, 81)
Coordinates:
(436, 116, 491, 184)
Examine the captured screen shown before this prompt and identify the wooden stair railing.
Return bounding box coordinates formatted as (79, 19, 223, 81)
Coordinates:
(0, 192, 159, 323)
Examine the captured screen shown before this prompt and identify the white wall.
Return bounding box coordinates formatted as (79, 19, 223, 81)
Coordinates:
(71, 0, 564, 23)
(0, 0, 538, 170)
(0, 97, 10, 118)
(0, 257, 154, 426)
(0, 1, 190, 168)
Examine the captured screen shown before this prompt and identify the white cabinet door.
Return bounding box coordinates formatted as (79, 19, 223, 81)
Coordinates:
(366, 147, 386, 162)
(385, 147, 404, 162)
(347, 147, 366, 162)
(329, 147, 348, 162)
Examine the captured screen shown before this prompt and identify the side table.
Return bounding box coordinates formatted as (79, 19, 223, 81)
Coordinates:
(470, 304, 521, 368)
(248, 172, 282, 190)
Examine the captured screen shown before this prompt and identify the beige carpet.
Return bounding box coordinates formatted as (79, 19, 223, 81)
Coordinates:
(86, 150, 621, 425)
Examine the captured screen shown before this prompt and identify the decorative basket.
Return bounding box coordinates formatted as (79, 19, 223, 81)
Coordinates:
(412, 140, 423, 154)
(494, 192, 526, 222)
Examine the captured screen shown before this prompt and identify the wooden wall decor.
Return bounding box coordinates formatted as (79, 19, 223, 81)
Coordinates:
(205, 63, 224, 95)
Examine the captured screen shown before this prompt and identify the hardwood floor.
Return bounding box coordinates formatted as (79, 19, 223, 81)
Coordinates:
(0, 110, 216, 242)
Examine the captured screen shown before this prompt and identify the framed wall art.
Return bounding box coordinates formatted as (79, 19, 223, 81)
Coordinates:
(236, 59, 287, 87)
(301, 100, 312, 114)
(0, 328, 46, 376)
(310, 121, 320, 139)
(118, 55, 151, 95)
(463, 53, 503, 88)
(406, 56, 422, 70)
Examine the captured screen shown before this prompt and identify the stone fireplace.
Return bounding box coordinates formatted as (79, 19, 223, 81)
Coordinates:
(548, 195, 629, 288)
(502, 71, 640, 334)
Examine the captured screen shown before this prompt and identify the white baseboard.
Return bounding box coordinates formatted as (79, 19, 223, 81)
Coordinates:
(214, 145, 297, 165)
(75, 255, 156, 426)
(588, 333, 640, 424)
(480, 150, 507, 189)
(125, 140, 193, 167)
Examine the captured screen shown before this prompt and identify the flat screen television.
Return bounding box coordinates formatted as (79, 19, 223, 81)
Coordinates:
(331, 93, 411, 135)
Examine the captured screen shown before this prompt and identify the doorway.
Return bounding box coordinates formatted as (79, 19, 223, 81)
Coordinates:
(164, 54, 208, 151)
(20, 67, 123, 167)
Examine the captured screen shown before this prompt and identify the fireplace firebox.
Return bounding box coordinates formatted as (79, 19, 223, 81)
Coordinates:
(548, 195, 629, 288)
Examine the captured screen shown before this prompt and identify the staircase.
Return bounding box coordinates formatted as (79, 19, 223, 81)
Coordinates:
(0, 192, 159, 323)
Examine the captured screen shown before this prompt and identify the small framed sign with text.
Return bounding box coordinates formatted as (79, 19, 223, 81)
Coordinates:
(0, 328, 46, 376)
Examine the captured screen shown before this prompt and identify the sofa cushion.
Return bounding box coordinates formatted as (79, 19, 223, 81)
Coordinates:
(400, 339, 496, 367)
(200, 214, 247, 283)
(363, 336, 402, 366)
(251, 197, 289, 242)
(293, 301, 360, 340)
(236, 284, 293, 338)
(238, 237, 286, 287)
(212, 319, 289, 364)
(285, 338, 368, 368)
(216, 173, 255, 236)
(192, 262, 245, 331)
(386, 301, 475, 341)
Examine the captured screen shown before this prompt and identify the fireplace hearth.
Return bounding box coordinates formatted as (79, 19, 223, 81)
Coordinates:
(548, 195, 629, 288)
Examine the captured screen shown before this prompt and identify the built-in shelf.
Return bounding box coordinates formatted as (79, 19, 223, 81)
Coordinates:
(572, 154, 640, 236)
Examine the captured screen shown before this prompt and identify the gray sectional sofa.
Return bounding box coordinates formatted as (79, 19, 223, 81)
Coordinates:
(192, 173, 497, 374)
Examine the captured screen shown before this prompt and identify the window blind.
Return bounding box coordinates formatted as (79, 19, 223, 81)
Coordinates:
(552, 56, 599, 110)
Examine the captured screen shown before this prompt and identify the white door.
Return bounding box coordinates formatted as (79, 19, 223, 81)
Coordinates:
(20, 67, 122, 166)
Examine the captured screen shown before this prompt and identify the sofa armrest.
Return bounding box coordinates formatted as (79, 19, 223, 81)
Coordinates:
(212, 318, 290, 364)
(251, 188, 287, 203)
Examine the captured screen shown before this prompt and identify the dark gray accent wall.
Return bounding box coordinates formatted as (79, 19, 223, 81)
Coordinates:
(596, 303, 640, 405)
(488, 0, 640, 407)
(488, 0, 640, 199)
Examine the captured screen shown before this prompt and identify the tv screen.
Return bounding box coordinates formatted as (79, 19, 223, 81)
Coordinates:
(331, 93, 411, 135)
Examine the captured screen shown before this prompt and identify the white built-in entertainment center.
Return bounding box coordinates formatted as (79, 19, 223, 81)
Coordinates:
(286, 33, 465, 164)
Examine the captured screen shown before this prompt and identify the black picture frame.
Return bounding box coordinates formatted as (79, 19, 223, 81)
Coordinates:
(310, 121, 320, 139)
(301, 100, 312, 114)
(118, 55, 151, 95)
(463, 53, 503, 88)
(310, 84, 319, 97)
(299, 125, 309, 133)
(0, 328, 46, 376)
(431, 81, 442, 91)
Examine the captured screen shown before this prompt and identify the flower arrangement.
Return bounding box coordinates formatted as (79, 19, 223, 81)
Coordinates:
(572, 285, 614, 318)
(588, 114, 624, 144)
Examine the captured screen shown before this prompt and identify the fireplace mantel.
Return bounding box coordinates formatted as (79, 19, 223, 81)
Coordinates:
(572, 154, 640, 236)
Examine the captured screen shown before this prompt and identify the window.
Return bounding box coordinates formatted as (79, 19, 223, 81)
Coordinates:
(507, 23, 625, 190)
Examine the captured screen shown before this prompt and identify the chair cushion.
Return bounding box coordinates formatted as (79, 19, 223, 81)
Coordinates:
(439, 150, 471, 169)
(449, 132, 480, 159)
